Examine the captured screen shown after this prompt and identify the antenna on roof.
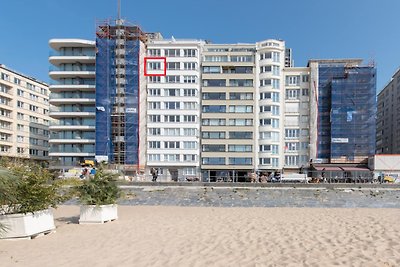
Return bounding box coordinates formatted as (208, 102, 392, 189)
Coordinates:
(117, 0, 121, 20)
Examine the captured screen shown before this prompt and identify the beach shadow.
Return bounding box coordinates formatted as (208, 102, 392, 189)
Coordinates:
(56, 216, 80, 224)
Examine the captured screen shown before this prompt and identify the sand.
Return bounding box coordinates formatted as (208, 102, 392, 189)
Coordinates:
(0, 205, 399, 266)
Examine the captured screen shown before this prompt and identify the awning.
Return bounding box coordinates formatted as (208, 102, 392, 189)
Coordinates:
(341, 167, 370, 171)
(314, 166, 342, 171)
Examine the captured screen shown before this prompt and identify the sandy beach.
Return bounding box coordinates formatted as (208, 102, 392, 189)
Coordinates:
(0, 205, 399, 266)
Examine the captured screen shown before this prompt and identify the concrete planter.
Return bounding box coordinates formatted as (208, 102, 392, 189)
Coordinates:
(79, 204, 118, 224)
(0, 209, 55, 239)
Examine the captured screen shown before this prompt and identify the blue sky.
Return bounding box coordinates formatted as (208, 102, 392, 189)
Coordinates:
(0, 0, 399, 91)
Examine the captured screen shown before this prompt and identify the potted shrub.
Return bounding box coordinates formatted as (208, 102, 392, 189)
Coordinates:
(76, 164, 121, 224)
(0, 163, 66, 239)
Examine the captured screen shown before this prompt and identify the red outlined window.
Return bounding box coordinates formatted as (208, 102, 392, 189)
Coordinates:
(144, 57, 167, 76)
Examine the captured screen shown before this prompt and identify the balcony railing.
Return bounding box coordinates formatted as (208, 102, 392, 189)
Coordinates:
(49, 51, 95, 57)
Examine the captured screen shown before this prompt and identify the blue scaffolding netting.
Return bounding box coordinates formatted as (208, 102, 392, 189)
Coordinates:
(317, 64, 376, 162)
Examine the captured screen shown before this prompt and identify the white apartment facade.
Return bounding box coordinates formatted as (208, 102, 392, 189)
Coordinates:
(282, 67, 311, 171)
(146, 39, 204, 181)
(48, 39, 96, 169)
(0, 64, 50, 162)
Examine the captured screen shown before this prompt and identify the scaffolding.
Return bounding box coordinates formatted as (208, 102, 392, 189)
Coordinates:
(315, 61, 376, 164)
(95, 19, 147, 173)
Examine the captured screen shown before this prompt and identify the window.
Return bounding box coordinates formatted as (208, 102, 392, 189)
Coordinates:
(228, 119, 253, 126)
(183, 128, 197, 136)
(202, 145, 225, 152)
(229, 79, 253, 87)
(202, 79, 226, 87)
(301, 129, 309, 136)
(17, 124, 24, 131)
(149, 76, 161, 83)
(260, 79, 271, 87)
(230, 55, 253, 62)
(203, 66, 221, 73)
(164, 88, 180, 96)
(17, 89, 24, 96)
(202, 119, 226, 126)
(272, 65, 280, 76)
(148, 154, 161, 162)
(260, 119, 279, 128)
(260, 105, 279, 115)
(286, 89, 300, 100)
(272, 79, 280, 89)
(272, 52, 280, 62)
(164, 141, 180, 149)
(17, 135, 24, 143)
(30, 94, 39, 101)
(184, 62, 197, 70)
(14, 77, 21, 84)
(229, 157, 252, 165)
(183, 154, 196, 162)
(260, 65, 271, 73)
(164, 128, 180, 136)
(302, 88, 309, 96)
(165, 154, 180, 162)
(285, 76, 300, 86)
(302, 75, 309, 83)
(164, 115, 180, 122)
(228, 131, 252, 139)
(183, 102, 196, 110)
(285, 142, 299, 151)
(165, 101, 180, 110)
(203, 56, 228, 62)
(183, 141, 197, 149)
(285, 129, 299, 138)
(202, 92, 225, 100)
(184, 89, 197, 97)
(202, 132, 225, 139)
(1, 73, 10, 81)
(184, 49, 196, 57)
(148, 128, 161, 135)
(165, 49, 180, 57)
(300, 142, 309, 150)
(229, 105, 253, 113)
(0, 108, 10, 118)
(202, 157, 225, 165)
(17, 147, 24, 154)
(148, 49, 161, 56)
(26, 82, 35, 90)
(166, 75, 180, 83)
(183, 115, 196, 122)
(167, 62, 180, 70)
(148, 88, 161, 96)
(148, 102, 161, 110)
(202, 105, 226, 113)
(285, 155, 299, 166)
(259, 158, 271, 165)
(272, 158, 279, 167)
(17, 101, 24, 108)
(260, 92, 279, 102)
(228, 145, 252, 152)
(148, 62, 161, 70)
(229, 92, 253, 100)
(183, 75, 197, 83)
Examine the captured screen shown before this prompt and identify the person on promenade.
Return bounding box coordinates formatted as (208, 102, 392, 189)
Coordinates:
(151, 168, 158, 182)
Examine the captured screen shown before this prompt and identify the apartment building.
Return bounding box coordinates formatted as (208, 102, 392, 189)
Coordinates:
(256, 40, 286, 175)
(376, 68, 400, 154)
(308, 59, 376, 164)
(48, 39, 96, 169)
(200, 43, 257, 182)
(282, 67, 310, 171)
(0, 64, 50, 162)
(146, 39, 204, 181)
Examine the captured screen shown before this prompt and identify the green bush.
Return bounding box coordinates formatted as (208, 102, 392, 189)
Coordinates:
(0, 163, 68, 215)
(75, 165, 121, 205)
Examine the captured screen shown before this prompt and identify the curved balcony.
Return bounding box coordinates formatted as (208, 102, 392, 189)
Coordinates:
(49, 111, 95, 118)
(49, 98, 95, 105)
(49, 124, 95, 131)
(49, 152, 95, 157)
(49, 139, 95, 144)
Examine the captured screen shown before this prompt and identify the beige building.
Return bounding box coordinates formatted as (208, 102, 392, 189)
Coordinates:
(201, 44, 257, 182)
(0, 64, 50, 162)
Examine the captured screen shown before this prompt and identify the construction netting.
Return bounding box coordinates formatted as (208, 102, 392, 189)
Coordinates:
(317, 64, 376, 163)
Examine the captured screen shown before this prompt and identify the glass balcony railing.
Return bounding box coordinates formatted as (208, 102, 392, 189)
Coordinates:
(50, 106, 96, 112)
(50, 92, 95, 99)
(49, 51, 96, 57)
(50, 79, 95, 86)
(50, 147, 95, 153)
(49, 65, 96, 72)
